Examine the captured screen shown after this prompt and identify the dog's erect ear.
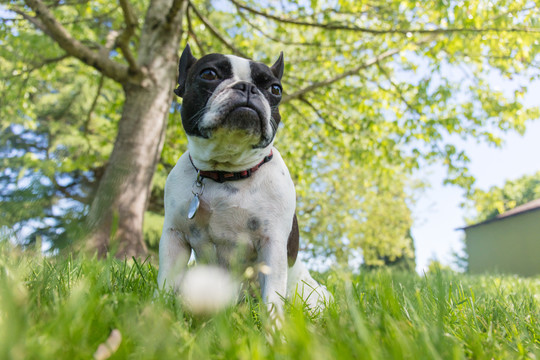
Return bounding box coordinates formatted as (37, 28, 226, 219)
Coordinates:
(174, 44, 198, 98)
(270, 51, 284, 81)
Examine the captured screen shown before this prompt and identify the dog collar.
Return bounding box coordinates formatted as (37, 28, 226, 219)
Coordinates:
(188, 150, 274, 183)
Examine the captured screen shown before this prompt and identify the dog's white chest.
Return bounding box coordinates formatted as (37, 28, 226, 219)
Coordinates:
(164, 148, 295, 267)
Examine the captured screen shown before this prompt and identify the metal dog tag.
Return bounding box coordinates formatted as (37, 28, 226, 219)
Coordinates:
(188, 171, 204, 219)
(188, 194, 200, 219)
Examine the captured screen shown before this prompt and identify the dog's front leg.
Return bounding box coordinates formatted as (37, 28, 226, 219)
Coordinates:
(258, 238, 288, 318)
(157, 227, 191, 292)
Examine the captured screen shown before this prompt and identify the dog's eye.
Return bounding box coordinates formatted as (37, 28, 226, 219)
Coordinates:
(270, 84, 282, 96)
(200, 69, 218, 81)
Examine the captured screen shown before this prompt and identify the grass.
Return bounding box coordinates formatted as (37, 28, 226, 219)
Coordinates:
(0, 244, 539, 360)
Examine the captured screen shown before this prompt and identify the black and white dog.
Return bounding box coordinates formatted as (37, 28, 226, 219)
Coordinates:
(157, 45, 331, 315)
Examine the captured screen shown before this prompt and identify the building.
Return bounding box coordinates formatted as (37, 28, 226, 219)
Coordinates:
(463, 198, 540, 277)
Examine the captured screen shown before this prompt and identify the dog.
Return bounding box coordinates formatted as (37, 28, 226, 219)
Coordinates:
(157, 45, 331, 317)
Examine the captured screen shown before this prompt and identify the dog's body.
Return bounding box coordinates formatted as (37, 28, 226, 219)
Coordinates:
(157, 45, 331, 315)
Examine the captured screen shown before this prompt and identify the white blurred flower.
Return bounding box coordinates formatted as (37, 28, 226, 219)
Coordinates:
(94, 329, 122, 360)
(180, 266, 240, 315)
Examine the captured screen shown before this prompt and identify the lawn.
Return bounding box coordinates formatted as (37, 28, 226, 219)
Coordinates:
(0, 244, 538, 359)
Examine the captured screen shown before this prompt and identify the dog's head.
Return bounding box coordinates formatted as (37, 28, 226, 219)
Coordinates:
(174, 45, 284, 169)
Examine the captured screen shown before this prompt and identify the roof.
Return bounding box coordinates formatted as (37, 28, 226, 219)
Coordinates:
(461, 198, 540, 230)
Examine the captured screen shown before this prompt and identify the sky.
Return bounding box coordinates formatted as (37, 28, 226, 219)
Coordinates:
(412, 78, 540, 273)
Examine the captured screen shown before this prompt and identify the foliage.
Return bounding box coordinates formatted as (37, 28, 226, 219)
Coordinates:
(465, 170, 540, 224)
(0, 245, 539, 359)
(0, 32, 122, 245)
(1, 0, 540, 265)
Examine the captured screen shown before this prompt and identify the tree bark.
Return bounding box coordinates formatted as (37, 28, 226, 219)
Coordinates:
(86, 82, 173, 258)
(85, 0, 188, 258)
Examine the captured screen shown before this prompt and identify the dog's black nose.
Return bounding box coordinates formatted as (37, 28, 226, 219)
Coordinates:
(232, 81, 258, 95)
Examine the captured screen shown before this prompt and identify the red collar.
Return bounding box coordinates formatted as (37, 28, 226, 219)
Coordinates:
(188, 150, 274, 183)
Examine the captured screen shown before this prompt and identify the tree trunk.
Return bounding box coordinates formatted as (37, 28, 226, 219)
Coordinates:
(85, 0, 187, 258)
(86, 83, 173, 258)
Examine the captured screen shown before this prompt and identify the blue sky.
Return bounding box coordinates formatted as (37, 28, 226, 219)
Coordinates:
(412, 78, 540, 273)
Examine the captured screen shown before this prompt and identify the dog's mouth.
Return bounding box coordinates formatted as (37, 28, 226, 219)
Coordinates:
(197, 88, 276, 148)
(224, 106, 262, 131)
(228, 106, 259, 117)
(199, 103, 265, 138)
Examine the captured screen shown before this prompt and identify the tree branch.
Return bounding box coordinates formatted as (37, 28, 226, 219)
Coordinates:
(287, 102, 332, 147)
(84, 75, 105, 136)
(52, 177, 88, 204)
(117, 0, 139, 71)
(376, 62, 420, 116)
(298, 96, 347, 133)
(231, 0, 540, 35)
(163, 0, 187, 30)
(235, 6, 326, 47)
(189, 3, 249, 58)
(57, 6, 120, 25)
(185, 5, 206, 56)
(282, 46, 403, 104)
(23, 0, 131, 83)
(12, 8, 52, 37)
(1, 54, 70, 80)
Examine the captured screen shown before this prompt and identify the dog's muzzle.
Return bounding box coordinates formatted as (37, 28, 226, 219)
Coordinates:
(221, 82, 268, 135)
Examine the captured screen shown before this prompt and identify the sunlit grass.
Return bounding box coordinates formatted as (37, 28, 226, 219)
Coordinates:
(0, 244, 538, 359)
